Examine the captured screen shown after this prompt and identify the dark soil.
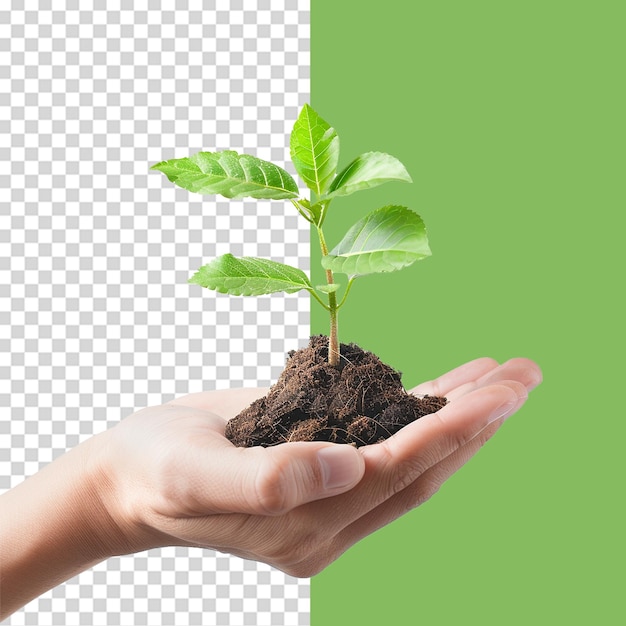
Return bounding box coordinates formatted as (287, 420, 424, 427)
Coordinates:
(225, 335, 447, 448)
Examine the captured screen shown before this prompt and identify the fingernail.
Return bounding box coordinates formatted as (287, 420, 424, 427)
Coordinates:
(317, 446, 362, 490)
(487, 398, 518, 425)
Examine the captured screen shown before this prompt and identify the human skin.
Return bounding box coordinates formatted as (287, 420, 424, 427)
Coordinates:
(0, 357, 541, 618)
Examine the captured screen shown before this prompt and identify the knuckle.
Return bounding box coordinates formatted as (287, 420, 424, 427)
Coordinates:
(289, 529, 321, 563)
(393, 455, 432, 494)
(258, 526, 321, 570)
(379, 442, 430, 496)
(282, 559, 325, 579)
(250, 447, 322, 515)
(409, 481, 442, 512)
(393, 481, 443, 518)
(252, 457, 290, 515)
(291, 536, 347, 578)
(278, 535, 331, 577)
(281, 530, 320, 566)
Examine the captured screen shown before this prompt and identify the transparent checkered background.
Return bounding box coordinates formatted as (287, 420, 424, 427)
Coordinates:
(0, 1, 311, 624)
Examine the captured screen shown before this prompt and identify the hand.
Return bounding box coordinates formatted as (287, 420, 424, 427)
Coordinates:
(1, 356, 541, 618)
(99, 356, 541, 577)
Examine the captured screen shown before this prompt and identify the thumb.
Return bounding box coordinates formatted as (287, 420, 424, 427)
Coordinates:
(194, 441, 365, 516)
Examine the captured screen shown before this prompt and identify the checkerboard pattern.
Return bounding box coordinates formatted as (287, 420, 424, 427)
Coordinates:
(1, 1, 311, 624)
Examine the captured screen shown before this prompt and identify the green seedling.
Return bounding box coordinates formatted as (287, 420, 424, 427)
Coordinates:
(151, 104, 431, 367)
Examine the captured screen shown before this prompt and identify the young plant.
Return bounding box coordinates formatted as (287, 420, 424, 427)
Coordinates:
(151, 104, 431, 367)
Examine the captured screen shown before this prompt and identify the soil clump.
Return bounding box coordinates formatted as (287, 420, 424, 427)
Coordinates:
(225, 335, 447, 448)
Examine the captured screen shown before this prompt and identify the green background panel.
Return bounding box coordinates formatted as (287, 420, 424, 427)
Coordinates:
(311, 1, 624, 624)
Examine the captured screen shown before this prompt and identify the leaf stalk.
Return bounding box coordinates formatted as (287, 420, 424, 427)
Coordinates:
(336, 277, 355, 310)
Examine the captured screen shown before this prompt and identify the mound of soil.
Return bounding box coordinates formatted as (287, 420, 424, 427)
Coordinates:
(225, 335, 447, 448)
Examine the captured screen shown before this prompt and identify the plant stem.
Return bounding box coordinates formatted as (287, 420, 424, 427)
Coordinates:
(316, 225, 340, 367)
(328, 292, 339, 366)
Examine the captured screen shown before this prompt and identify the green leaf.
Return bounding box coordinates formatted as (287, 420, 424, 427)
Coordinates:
(323, 152, 412, 199)
(290, 104, 340, 196)
(316, 283, 340, 294)
(151, 151, 299, 200)
(307, 202, 324, 224)
(321, 205, 430, 276)
(189, 254, 313, 296)
(292, 198, 323, 224)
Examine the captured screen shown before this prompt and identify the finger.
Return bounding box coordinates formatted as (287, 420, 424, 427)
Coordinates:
(182, 439, 366, 516)
(329, 410, 508, 559)
(182, 382, 529, 577)
(476, 357, 543, 391)
(167, 387, 269, 420)
(361, 383, 522, 485)
(297, 383, 524, 534)
(284, 381, 529, 577)
(165, 414, 510, 579)
(410, 357, 500, 397)
(427, 357, 542, 402)
(370, 380, 527, 521)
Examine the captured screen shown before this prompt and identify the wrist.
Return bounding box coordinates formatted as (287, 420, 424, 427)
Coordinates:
(73, 431, 139, 558)
(83, 429, 167, 557)
(0, 431, 138, 617)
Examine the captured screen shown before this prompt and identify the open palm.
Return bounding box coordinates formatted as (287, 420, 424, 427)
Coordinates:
(104, 357, 541, 577)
